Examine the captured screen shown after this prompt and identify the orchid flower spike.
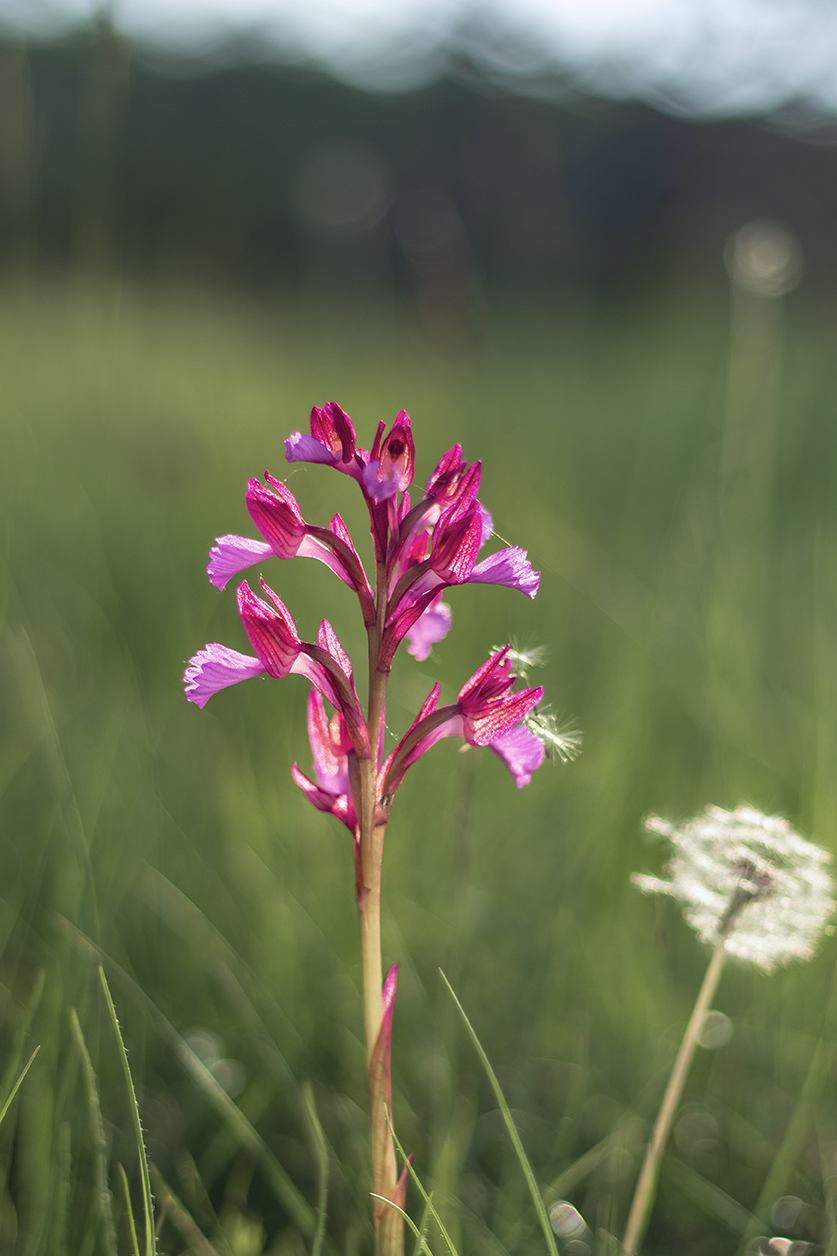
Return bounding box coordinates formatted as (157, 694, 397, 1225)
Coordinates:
(185, 401, 578, 1256)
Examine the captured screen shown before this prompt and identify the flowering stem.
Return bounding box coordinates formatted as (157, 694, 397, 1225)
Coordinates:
(359, 558, 401, 1256)
(359, 814, 385, 1058)
(622, 938, 727, 1256)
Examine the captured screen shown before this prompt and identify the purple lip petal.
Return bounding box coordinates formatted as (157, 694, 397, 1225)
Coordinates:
(363, 459, 400, 503)
(285, 432, 338, 465)
(469, 547, 540, 598)
(207, 535, 274, 590)
(405, 596, 452, 661)
(489, 724, 546, 788)
(184, 644, 266, 708)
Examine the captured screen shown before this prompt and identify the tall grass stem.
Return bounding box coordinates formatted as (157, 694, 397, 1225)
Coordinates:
(439, 970, 559, 1256)
(622, 939, 727, 1255)
(69, 1008, 118, 1256)
(99, 965, 156, 1256)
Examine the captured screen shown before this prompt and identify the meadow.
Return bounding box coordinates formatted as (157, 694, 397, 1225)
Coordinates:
(1, 270, 837, 1255)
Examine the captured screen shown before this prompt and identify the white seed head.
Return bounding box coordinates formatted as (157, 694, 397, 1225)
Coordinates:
(492, 640, 547, 680)
(632, 805, 834, 971)
(526, 709, 583, 764)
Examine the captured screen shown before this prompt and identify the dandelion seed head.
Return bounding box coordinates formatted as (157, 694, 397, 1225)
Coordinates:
(632, 805, 834, 971)
(525, 709, 583, 764)
(491, 640, 547, 680)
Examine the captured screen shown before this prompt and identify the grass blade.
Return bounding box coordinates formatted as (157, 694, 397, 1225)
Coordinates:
(411, 1195, 433, 1256)
(150, 1165, 221, 1256)
(59, 916, 316, 1241)
(99, 966, 156, 1256)
(663, 1155, 754, 1235)
(439, 970, 559, 1256)
(370, 1195, 435, 1256)
(0, 969, 44, 1117)
(386, 1111, 459, 1256)
(117, 1162, 142, 1256)
(69, 1008, 118, 1256)
(301, 1083, 329, 1256)
(0, 1045, 39, 1128)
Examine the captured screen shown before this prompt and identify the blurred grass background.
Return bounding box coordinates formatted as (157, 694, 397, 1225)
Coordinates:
(2, 19, 837, 1252)
(2, 261, 837, 1255)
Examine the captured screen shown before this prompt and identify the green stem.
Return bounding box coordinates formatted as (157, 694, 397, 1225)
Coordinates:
(360, 557, 400, 1256)
(622, 939, 727, 1256)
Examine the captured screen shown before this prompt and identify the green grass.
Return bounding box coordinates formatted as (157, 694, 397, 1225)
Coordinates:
(1, 272, 837, 1254)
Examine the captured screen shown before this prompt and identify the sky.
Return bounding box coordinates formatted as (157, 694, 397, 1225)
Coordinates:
(6, 0, 837, 117)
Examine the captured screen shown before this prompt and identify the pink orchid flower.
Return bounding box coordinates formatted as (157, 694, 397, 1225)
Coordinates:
(185, 402, 569, 1256)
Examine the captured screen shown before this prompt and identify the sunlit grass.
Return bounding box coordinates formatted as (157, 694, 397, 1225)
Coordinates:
(1, 272, 836, 1253)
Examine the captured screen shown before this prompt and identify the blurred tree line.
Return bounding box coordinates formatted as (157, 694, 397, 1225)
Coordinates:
(2, 19, 837, 297)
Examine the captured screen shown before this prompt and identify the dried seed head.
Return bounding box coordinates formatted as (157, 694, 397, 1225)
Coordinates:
(525, 709, 583, 764)
(632, 805, 834, 971)
(490, 640, 547, 680)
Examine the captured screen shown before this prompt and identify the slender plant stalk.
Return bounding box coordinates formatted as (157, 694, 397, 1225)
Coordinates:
(360, 558, 401, 1256)
(622, 939, 727, 1255)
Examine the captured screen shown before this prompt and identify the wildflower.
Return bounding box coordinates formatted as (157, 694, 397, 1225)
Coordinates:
(633, 804, 834, 971)
(186, 578, 369, 755)
(379, 647, 545, 801)
(285, 401, 362, 476)
(184, 401, 575, 1256)
(362, 411, 416, 503)
(207, 474, 375, 623)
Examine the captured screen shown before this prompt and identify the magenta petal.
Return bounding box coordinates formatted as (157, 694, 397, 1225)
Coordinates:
(362, 459, 399, 503)
(291, 764, 354, 830)
(317, 620, 353, 681)
(306, 690, 346, 791)
(285, 432, 338, 465)
(184, 644, 266, 708)
(207, 535, 273, 590)
(469, 547, 540, 598)
(238, 580, 301, 675)
(489, 724, 545, 788)
(466, 686, 544, 746)
(405, 596, 452, 661)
